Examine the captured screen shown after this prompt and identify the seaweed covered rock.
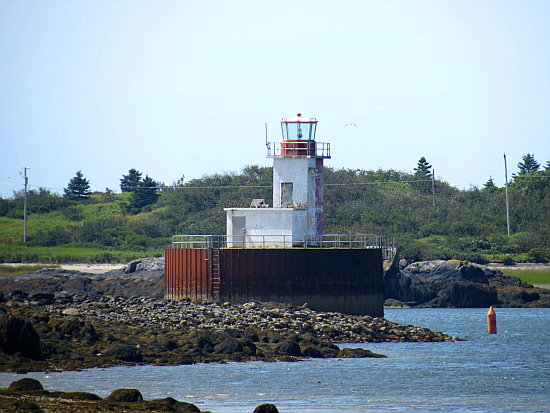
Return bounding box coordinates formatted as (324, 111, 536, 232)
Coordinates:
(8, 378, 44, 391)
(278, 340, 301, 356)
(338, 347, 386, 358)
(254, 403, 279, 413)
(104, 344, 142, 362)
(106, 388, 143, 402)
(214, 337, 244, 355)
(0, 315, 42, 359)
(0, 398, 43, 412)
(148, 397, 201, 412)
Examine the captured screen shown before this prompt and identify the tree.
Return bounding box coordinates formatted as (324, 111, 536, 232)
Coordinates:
(64, 171, 91, 200)
(517, 153, 540, 175)
(483, 176, 497, 191)
(545, 160, 550, 171)
(414, 156, 432, 178)
(128, 175, 159, 213)
(120, 168, 143, 192)
(413, 156, 432, 193)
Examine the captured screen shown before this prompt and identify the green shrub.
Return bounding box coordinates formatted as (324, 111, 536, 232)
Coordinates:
(525, 248, 549, 263)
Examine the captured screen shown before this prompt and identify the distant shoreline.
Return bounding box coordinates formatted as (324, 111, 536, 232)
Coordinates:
(487, 262, 550, 270)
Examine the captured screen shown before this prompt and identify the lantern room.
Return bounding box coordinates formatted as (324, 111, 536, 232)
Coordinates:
(281, 113, 317, 140)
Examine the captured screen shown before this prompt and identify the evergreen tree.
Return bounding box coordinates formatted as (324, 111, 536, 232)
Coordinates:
(483, 176, 497, 191)
(414, 156, 432, 178)
(64, 171, 91, 200)
(128, 175, 159, 213)
(545, 160, 550, 171)
(517, 153, 540, 175)
(120, 168, 143, 192)
(413, 156, 432, 193)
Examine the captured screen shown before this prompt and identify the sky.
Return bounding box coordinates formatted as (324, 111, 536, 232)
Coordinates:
(1, 0, 549, 198)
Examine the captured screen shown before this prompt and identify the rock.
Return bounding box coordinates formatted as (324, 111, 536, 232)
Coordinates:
(214, 337, 244, 354)
(384, 298, 411, 308)
(125, 260, 140, 274)
(30, 293, 54, 305)
(301, 345, 323, 358)
(0, 315, 42, 359)
(78, 323, 100, 344)
(498, 287, 541, 306)
(278, 340, 301, 356)
(0, 399, 43, 412)
(8, 378, 44, 391)
(125, 258, 165, 273)
(107, 388, 143, 402)
(104, 344, 142, 362)
(148, 397, 201, 412)
(253, 403, 279, 413)
(9, 290, 28, 300)
(62, 308, 79, 316)
(163, 339, 179, 351)
(338, 347, 386, 358)
(384, 260, 499, 308)
(57, 391, 102, 401)
(54, 318, 83, 337)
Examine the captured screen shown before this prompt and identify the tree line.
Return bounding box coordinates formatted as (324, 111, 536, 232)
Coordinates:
(1, 154, 549, 262)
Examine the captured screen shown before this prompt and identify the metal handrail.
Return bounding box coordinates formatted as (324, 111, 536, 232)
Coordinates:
(266, 141, 331, 158)
(171, 234, 394, 255)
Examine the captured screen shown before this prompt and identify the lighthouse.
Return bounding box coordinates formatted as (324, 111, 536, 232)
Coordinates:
(225, 114, 331, 247)
(165, 113, 389, 316)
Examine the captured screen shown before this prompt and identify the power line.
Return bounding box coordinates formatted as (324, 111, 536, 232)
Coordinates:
(28, 179, 434, 192)
(19, 173, 550, 194)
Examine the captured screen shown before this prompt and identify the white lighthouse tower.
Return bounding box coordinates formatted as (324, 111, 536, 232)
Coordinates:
(225, 113, 331, 247)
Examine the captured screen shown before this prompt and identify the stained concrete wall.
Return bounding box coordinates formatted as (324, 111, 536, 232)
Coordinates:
(225, 207, 308, 247)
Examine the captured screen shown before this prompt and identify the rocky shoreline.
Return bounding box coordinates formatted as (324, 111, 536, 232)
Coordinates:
(4, 257, 547, 373)
(0, 292, 459, 373)
(384, 259, 550, 308)
(1, 377, 275, 413)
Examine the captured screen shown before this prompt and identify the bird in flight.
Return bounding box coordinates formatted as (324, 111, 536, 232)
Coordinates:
(344, 123, 357, 127)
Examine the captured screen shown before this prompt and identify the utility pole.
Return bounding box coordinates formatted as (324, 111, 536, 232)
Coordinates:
(503, 154, 511, 236)
(431, 169, 436, 209)
(23, 167, 29, 242)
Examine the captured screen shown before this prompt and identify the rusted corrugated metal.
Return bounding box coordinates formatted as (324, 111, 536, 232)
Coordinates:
(165, 248, 216, 301)
(165, 248, 384, 316)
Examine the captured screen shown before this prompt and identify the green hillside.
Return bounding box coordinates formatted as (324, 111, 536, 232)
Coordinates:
(1, 165, 549, 264)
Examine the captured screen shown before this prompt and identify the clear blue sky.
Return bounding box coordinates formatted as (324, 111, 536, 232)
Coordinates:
(1, 0, 549, 198)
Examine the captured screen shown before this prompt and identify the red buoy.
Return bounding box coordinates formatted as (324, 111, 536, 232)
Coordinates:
(487, 306, 497, 334)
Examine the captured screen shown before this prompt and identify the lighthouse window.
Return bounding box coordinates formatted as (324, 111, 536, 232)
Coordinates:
(281, 182, 293, 207)
(287, 123, 305, 140)
(310, 122, 316, 139)
(281, 122, 317, 140)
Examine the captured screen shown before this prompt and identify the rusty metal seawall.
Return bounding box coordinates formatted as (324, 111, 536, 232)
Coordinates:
(165, 248, 384, 316)
(165, 248, 213, 301)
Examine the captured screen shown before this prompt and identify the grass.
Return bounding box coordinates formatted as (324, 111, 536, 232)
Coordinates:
(0, 244, 158, 264)
(0, 264, 59, 276)
(498, 268, 550, 285)
(0, 214, 77, 243)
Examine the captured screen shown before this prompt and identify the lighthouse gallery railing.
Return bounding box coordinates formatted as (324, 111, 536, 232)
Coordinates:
(170, 234, 395, 260)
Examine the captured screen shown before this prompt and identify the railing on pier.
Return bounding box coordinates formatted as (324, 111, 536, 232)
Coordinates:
(266, 141, 331, 158)
(170, 233, 395, 260)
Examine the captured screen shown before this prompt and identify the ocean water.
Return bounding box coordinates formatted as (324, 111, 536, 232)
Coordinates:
(1, 308, 549, 412)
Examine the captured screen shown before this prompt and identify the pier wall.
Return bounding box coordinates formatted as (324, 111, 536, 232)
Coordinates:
(165, 248, 384, 316)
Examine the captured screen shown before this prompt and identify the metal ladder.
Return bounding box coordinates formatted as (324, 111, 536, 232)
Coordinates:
(209, 248, 221, 301)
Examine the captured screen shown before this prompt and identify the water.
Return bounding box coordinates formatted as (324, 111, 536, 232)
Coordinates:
(1, 308, 549, 412)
